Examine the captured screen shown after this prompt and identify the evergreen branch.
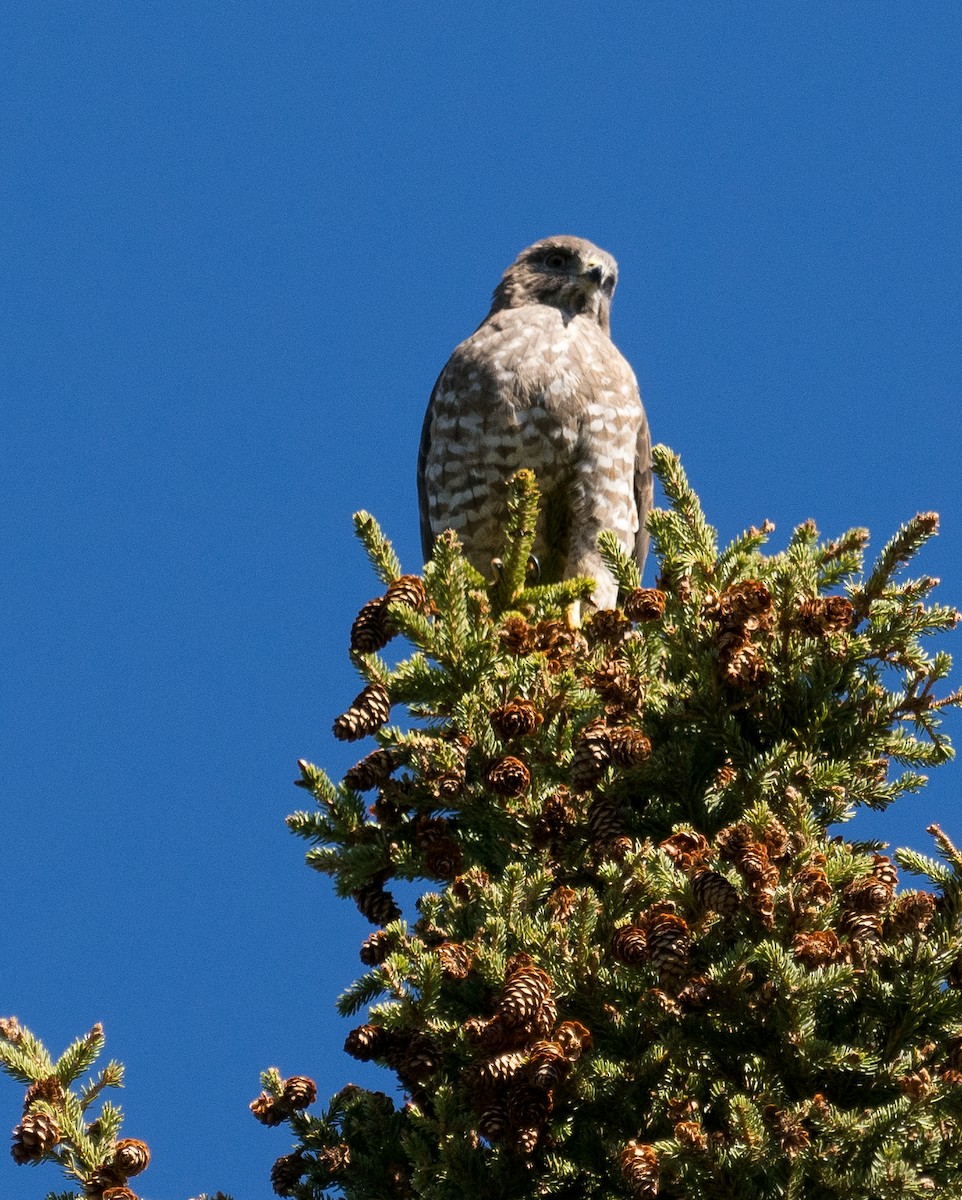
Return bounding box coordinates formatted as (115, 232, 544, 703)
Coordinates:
(77, 1061, 124, 1112)
(353, 511, 403, 585)
(818, 526, 870, 566)
(650, 444, 719, 572)
(337, 972, 395, 1017)
(490, 470, 541, 612)
(597, 529, 641, 593)
(853, 512, 940, 617)
(512, 576, 595, 612)
(927, 824, 962, 875)
(0, 1019, 54, 1082)
(423, 531, 474, 660)
(54, 1025, 105, 1087)
(294, 758, 339, 804)
(385, 602, 437, 653)
(893, 847, 952, 889)
(717, 520, 776, 584)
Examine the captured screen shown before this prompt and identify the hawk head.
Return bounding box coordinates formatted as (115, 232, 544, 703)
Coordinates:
(489, 236, 619, 333)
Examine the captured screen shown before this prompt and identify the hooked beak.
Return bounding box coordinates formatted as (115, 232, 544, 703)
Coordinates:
(583, 258, 605, 286)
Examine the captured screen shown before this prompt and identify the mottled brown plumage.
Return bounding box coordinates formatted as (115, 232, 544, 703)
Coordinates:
(418, 236, 651, 608)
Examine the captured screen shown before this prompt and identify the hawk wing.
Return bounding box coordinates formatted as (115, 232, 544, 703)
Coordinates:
(634, 400, 654, 574)
(416, 367, 445, 563)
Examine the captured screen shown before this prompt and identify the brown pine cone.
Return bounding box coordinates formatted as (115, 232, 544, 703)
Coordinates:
(112, 1138, 151, 1176)
(473, 1050, 527, 1089)
(333, 683, 391, 742)
(898, 1069, 933, 1100)
(720, 639, 768, 688)
(820, 595, 855, 632)
(711, 580, 773, 624)
(584, 607, 630, 644)
(436, 941, 472, 980)
(842, 874, 893, 915)
(360, 929, 392, 965)
(660, 830, 710, 872)
(526, 1041, 570, 1089)
(0, 1017, 22, 1042)
(794, 859, 833, 906)
(424, 837, 464, 880)
(490, 698, 543, 740)
(317, 1143, 351, 1175)
(531, 998, 558, 1040)
(871, 853, 899, 891)
(795, 595, 855, 636)
(761, 819, 791, 861)
(647, 909, 691, 992)
(385, 574, 428, 611)
(545, 884, 578, 922)
(432, 770, 465, 800)
(608, 726, 652, 767)
(477, 1104, 509, 1143)
(587, 794, 627, 852)
(610, 923, 647, 966)
(414, 814, 450, 846)
(464, 1016, 511, 1053)
(350, 597, 394, 653)
(11, 1109, 61, 1162)
(22, 1075, 65, 1111)
(555, 1020, 592, 1061)
(887, 890, 936, 936)
(716, 822, 754, 859)
(506, 1082, 552, 1135)
(486, 755, 530, 798)
(395, 1034, 440, 1085)
(514, 1125, 541, 1154)
(590, 658, 642, 709)
(250, 1091, 286, 1127)
(102, 1189, 140, 1200)
(571, 719, 612, 792)
(764, 1106, 811, 1156)
(677, 975, 717, 1011)
(623, 588, 667, 622)
(674, 1119, 708, 1151)
(271, 1151, 305, 1197)
(533, 790, 577, 849)
(792, 930, 841, 969)
(531, 618, 574, 656)
(499, 616, 535, 655)
(353, 879, 402, 926)
(839, 909, 882, 946)
(85, 1163, 129, 1194)
(345, 1024, 390, 1061)
(343, 748, 396, 792)
(499, 964, 553, 1027)
(620, 1140, 659, 1198)
(281, 1075, 317, 1109)
(691, 869, 741, 917)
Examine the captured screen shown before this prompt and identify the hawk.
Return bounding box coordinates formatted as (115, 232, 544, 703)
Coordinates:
(417, 235, 652, 610)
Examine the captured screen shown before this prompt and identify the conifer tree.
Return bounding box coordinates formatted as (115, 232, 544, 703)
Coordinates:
(3, 448, 961, 1200)
(275, 450, 962, 1200)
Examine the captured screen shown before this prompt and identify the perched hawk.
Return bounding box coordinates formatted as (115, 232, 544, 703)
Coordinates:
(417, 235, 652, 609)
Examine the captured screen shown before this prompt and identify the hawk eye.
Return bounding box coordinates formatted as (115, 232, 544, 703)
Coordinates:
(543, 251, 568, 269)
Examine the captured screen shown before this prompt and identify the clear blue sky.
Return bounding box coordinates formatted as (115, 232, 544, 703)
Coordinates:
(3, 5, 961, 1197)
